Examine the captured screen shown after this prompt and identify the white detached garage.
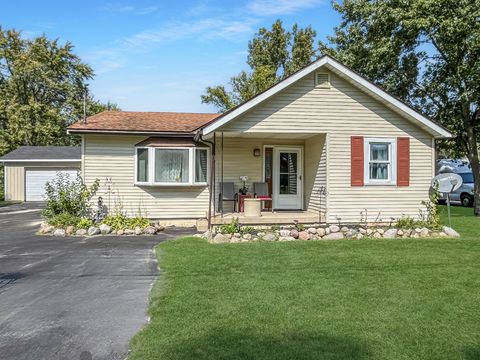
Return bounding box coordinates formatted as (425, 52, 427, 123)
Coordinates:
(0, 146, 81, 202)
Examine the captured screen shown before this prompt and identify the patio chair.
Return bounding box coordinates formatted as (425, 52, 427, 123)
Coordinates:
(218, 182, 238, 212)
(253, 182, 273, 212)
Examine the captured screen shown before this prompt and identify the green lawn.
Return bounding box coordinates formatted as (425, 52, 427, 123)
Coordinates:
(129, 206, 480, 360)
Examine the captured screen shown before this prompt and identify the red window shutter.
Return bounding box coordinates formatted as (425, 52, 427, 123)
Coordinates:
(397, 137, 410, 186)
(351, 136, 364, 186)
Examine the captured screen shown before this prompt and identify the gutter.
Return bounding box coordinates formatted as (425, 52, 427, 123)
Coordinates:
(67, 129, 197, 137)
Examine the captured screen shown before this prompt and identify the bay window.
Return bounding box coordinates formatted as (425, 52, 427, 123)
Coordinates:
(364, 138, 396, 185)
(135, 146, 209, 185)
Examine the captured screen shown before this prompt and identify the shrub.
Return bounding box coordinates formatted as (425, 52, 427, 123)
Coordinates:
(43, 173, 99, 224)
(396, 216, 427, 230)
(241, 225, 255, 234)
(101, 214, 150, 231)
(219, 217, 241, 234)
(48, 212, 80, 228)
(76, 218, 94, 229)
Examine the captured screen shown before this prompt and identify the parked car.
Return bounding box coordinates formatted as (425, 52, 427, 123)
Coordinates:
(438, 172, 474, 207)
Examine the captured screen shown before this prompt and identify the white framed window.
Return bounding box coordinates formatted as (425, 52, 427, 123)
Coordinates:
(364, 138, 396, 185)
(134, 147, 209, 186)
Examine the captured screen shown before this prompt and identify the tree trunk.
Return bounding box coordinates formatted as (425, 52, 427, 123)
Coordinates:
(465, 121, 480, 216)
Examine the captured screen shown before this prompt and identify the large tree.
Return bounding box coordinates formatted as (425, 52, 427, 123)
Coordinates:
(201, 20, 317, 112)
(319, 0, 480, 215)
(0, 28, 118, 156)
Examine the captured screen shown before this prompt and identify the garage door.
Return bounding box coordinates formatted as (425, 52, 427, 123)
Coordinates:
(25, 169, 79, 201)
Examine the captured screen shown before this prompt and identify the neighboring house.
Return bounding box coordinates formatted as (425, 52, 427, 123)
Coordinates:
(68, 55, 451, 227)
(0, 146, 81, 201)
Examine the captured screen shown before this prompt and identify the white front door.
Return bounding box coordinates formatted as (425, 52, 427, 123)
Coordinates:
(273, 147, 303, 210)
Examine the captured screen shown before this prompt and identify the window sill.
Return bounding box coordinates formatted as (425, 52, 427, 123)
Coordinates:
(135, 182, 208, 187)
(363, 182, 397, 186)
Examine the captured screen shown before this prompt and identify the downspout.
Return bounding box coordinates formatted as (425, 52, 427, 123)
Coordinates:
(196, 129, 216, 230)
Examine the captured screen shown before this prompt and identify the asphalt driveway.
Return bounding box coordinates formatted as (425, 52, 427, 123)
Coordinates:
(0, 203, 193, 360)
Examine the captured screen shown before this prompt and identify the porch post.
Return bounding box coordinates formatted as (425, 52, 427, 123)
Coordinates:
(221, 131, 224, 217)
(207, 132, 216, 230)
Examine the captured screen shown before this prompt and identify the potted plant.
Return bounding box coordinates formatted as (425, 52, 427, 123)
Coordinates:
(239, 176, 249, 195)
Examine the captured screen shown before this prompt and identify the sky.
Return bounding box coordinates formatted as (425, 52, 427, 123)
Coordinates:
(2, 0, 341, 113)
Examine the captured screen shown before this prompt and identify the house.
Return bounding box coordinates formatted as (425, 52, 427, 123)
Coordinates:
(0, 146, 81, 201)
(67, 55, 451, 228)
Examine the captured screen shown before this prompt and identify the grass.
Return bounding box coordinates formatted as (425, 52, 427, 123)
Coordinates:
(129, 205, 480, 360)
(0, 201, 19, 207)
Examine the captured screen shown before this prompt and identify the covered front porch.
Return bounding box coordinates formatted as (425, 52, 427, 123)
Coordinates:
(205, 131, 328, 227)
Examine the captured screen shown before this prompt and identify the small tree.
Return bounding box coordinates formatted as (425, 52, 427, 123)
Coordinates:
(42, 172, 100, 221)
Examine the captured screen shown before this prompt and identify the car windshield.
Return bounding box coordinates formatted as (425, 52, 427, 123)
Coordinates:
(459, 173, 474, 183)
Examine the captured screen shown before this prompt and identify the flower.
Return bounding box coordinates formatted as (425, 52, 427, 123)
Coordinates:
(240, 176, 248, 182)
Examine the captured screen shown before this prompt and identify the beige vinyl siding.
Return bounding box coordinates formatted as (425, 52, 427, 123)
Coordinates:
(221, 70, 434, 222)
(83, 135, 209, 219)
(304, 134, 327, 217)
(214, 137, 304, 213)
(4, 166, 24, 201)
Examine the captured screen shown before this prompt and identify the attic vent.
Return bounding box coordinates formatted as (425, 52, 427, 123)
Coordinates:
(315, 72, 330, 88)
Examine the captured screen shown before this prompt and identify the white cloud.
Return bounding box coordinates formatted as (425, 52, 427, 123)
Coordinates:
(100, 3, 159, 15)
(246, 0, 324, 16)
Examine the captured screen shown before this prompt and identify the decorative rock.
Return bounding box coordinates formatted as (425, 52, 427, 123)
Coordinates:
(278, 236, 295, 241)
(442, 226, 460, 238)
(263, 233, 277, 242)
(420, 228, 430, 237)
(212, 233, 229, 243)
(144, 226, 156, 235)
(117, 229, 124, 235)
(233, 232, 241, 238)
(280, 229, 290, 237)
(383, 228, 398, 239)
(242, 233, 252, 240)
(377, 228, 384, 235)
(155, 223, 165, 232)
(397, 229, 404, 236)
(135, 226, 142, 235)
(329, 225, 340, 233)
(323, 232, 344, 240)
(403, 229, 412, 237)
(76, 228, 87, 236)
(359, 228, 367, 234)
(316, 228, 326, 237)
(412, 233, 420, 238)
(355, 233, 364, 240)
(230, 236, 240, 243)
(290, 229, 299, 239)
(87, 226, 100, 236)
(124, 228, 135, 235)
(438, 232, 448, 237)
(257, 232, 266, 238)
(224, 233, 233, 239)
(344, 231, 355, 238)
(310, 234, 319, 240)
(325, 227, 331, 235)
(366, 228, 374, 235)
(307, 227, 317, 234)
(53, 229, 66, 237)
(66, 225, 75, 235)
(99, 223, 112, 235)
(203, 230, 213, 240)
(40, 225, 55, 234)
(298, 231, 310, 240)
(415, 228, 422, 234)
(253, 237, 259, 242)
(373, 232, 382, 238)
(340, 226, 349, 233)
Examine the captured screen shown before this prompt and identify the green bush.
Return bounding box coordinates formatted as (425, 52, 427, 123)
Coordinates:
(240, 225, 255, 234)
(43, 172, 99, 225)
(219, 217, 241, 234)
(101, 213, 150, 231)
(76, 218, 94, 229)
(48, 212, 80, 228)
(396, 216, 427, 229)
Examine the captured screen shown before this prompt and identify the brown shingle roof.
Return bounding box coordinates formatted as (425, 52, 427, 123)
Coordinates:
(68, 111, 220, 134)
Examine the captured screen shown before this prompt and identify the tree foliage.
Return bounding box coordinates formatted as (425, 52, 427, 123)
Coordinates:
(0, 28, 118, 156)
(201, 20, 317, 112)
(319, 0, 480, 215)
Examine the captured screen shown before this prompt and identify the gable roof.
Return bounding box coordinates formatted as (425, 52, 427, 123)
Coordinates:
(201, 55, 452, 139)
(0, 146, 80, 162)
(67, 111, 220, 135)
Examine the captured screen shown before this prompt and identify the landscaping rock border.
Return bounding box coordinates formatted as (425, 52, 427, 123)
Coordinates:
(38, 221, 166, 237)
(198, 224, 460, 244)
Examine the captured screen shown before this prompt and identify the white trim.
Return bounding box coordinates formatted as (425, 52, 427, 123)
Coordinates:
(202, 56, 451, 139)
(0, 159, 80, 163)
(364, 138, 397, 186)
(134, 146, 209, 187)
(3, 165, 7, 201)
